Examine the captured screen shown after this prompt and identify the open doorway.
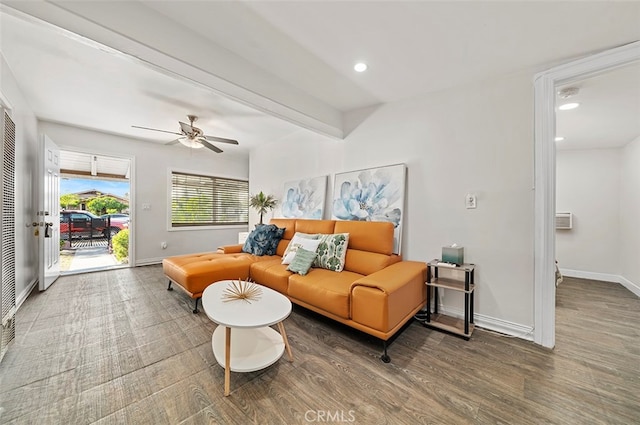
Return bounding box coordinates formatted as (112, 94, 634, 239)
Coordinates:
(555, 63, 640, 285)
(533, 41, 640, 348)
(59, 150, 132, 274)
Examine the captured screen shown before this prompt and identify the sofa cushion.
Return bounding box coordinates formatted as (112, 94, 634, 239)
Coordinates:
(275, 238, 290, 257)
(294, 219, 336, 235)
(242, 224, 285, 256)
(334, 220, 394, 255)
(313, 233, 349, 272)
(163, 252, 258, 297)
(288, 269, 364, 319)
(282, 234, 321, 264)
(249, 259, 292, 294)
(269, 218, 297, 240)
(343, 249, 401, 275)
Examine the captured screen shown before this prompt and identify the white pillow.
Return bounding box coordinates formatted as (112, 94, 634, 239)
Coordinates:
(282, 232, 319, 259)
(282, 237, 321, 265)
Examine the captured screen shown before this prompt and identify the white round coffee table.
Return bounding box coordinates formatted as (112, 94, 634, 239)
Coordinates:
(201, 280, 293, 396)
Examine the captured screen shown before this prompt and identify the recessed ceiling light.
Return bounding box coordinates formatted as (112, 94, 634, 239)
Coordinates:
(354, 62, 368, 72)
(555, 136, 565, 142)
(558, 102, 580, 111)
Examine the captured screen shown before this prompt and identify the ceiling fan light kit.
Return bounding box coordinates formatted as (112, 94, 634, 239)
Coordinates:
(179, 137, 204, 149)
(132, 115, 239, 153)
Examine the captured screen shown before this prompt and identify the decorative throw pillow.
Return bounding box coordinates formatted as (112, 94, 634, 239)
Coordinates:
(242, 224, 285, 256)
(281, 233, 321, 265)
(313, 233, 349, 272)
(287, 247, 317, 276)
(282, 232, 319, 258)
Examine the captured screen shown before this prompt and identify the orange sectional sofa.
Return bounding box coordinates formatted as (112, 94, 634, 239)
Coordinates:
(162, 218, 427, 362)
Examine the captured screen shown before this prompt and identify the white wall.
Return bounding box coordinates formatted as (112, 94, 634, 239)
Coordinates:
(251, 71, 536, 332)
(620, 136, 640, 288)
(39, 122, 249, 265)
(249, 130, 344, 225)
(0, 54, 39, 306)
(556, 148, 621, 275)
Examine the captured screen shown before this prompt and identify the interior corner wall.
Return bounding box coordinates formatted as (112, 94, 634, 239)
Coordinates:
(0, 54, 39, 305)
(620, 136, 640, 287)
(250, 71, 536, 331)
(555, 148, 621, 275)
(248, 130, 345, 226)
(38, 121, 249, 265)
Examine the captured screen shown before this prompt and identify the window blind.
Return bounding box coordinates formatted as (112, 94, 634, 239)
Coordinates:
(171, 172, 248, 226)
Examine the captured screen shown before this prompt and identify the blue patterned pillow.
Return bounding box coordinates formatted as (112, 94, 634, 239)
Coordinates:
(242, 224, 285, 256)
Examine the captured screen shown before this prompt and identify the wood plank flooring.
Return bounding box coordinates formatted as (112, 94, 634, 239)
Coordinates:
(0, 268, 638, 424)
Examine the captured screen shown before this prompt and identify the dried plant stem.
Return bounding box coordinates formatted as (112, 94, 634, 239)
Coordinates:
(222, 278, 263, 303)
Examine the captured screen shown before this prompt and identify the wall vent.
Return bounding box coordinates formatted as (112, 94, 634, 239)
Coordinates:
(0, 110, 16, 363)
(555, 212, 572, 230)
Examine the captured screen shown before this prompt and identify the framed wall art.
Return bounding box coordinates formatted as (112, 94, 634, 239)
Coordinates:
(281, 175, 327, 219)
(332, 163, 406, 253)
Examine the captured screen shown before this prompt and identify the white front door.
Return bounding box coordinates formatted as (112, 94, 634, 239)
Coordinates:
(38, 134, 60, 291)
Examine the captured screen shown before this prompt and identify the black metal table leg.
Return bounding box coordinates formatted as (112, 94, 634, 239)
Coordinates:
(464, 271, 469, 335)
(426, 274, 431, 322)
(470, 269, 475, 324)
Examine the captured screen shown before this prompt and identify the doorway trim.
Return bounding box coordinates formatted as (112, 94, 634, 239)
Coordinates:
(533, 41, 640, 348)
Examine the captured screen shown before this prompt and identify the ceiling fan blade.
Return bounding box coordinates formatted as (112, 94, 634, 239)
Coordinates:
(132, 125, 182, 136)
(201, 139, 223, 153)
(165, 138, 180, 145)
(179, 121, 194, 134)
(203, 135, 239, 145)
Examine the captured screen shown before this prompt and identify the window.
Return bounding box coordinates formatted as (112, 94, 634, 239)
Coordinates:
(171, 171, 249, 227)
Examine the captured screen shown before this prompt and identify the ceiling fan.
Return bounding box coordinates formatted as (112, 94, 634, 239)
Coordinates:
(132, 115, 239, 153)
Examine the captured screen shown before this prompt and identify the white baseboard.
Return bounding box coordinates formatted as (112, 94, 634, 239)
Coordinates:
(559, 268, 619, 283)
(438, 305, 534, 341)
(559, 268, 640, 297)
(135, 257, 164, 267)
(619, 276, 640, 298)
(16, 279, 38, 310)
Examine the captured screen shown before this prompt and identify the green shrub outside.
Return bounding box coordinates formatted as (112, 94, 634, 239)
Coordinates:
(112, 229, 129, 262)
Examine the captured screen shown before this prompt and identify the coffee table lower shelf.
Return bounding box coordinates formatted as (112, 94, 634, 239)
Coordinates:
(212, 326, 285, 372)
(423, 314, 474, 339)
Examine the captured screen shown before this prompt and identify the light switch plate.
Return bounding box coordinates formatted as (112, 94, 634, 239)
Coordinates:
(465, 194, 477, 209)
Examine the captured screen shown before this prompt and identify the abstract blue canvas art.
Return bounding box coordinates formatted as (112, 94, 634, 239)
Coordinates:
(332, 164, 406, 253)
(281, 175, 327, 219)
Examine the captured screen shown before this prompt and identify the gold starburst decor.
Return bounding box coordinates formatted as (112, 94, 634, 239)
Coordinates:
(221, 279, 263, 304)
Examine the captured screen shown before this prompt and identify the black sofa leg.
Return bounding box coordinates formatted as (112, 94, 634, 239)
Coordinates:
(193, 297, 200, 314)
(380, 340, 390, 363)
(166, 280, 199, 314)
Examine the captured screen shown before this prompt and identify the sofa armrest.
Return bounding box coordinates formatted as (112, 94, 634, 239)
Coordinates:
(219, 244, 244, 254)
(351, 261, 426, 294)
(350, 261, 427, 335)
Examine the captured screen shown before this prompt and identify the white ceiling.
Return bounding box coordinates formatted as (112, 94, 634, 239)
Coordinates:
(0, 10, 305, 157)
(59, 151, 130, 180)
(556, 63, 640, 150)
(1, 1, 639, 156)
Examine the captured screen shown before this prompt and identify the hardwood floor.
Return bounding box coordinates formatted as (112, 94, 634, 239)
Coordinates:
(0, 268, 638, 424)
